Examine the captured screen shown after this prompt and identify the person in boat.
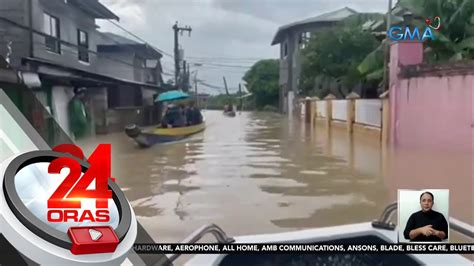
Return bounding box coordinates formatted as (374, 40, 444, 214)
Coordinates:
(403, 191, 448, 242)
(161, 103, 186, 128)
(224, 103, 233, 113)
(186, 101, 203, 125)
(179, 103, 188, 125)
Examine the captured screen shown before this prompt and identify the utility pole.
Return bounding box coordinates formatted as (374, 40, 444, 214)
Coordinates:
(28, 0, 34, 57)
(223, 76, 229, 96)
(194, 71, 198, 107)
(381, 0, 393, 93)
(173, 22, 192, 89)
(182, 60, 187, 91)
(187, 63, 190, 91)
(238, 83, 242, 112)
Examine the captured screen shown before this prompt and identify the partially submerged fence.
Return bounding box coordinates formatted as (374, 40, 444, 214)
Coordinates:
(301, 95, 389, 143)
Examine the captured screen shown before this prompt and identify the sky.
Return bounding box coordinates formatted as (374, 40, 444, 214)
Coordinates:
(97, 0, 389, 95)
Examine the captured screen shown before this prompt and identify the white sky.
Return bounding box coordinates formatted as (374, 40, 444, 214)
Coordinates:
(97, 0, 389, 94)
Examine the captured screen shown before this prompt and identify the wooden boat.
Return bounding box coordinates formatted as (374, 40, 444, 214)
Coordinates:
(223, 111, 236, 117)
(125, 121, 205, 147)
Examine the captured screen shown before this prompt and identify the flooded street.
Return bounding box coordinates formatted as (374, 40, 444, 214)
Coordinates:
(77, 110, 394, 242)
(1, 0, 473, 264)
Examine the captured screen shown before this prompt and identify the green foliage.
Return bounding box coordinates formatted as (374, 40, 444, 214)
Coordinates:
(342, 13, 386, 28)
(206, 94, 234, 110)
(398, 0, 474, 62)
(261, 105, 279, 112)
(299, 22, 380, 98)
(242, 59, 280, 108)
(356, 0, 474, 90)
(357, 41, 384, 81)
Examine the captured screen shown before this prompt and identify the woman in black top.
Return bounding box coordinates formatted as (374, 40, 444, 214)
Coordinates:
(403, 191, 448, 242)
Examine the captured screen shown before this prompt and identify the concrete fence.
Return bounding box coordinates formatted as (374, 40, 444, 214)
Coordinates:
(355, 99, 382, 127)
(316, 101, 326, 117)
(332, 100, 347, 121)
(301, 96, 389, 143)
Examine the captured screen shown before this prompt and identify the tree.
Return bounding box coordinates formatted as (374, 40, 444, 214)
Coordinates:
(398, 0, 474, 62)
(300, 23, 380, 98)
(357, 41, 385, 84)
(242, 59, 279, 109)
(358, 0, 474, 87)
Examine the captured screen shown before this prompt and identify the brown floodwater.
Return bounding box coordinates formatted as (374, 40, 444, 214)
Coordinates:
(76, 110, 472, 249)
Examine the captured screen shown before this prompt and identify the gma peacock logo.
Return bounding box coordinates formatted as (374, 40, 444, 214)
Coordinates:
(388, 16, 441, 42)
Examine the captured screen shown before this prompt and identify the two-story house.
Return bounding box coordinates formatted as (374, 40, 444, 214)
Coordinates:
(271, 7, 358, 115)
(96, 32, 164, 132)
(97, 32, 163, 105)
(0, 0, 164, 137)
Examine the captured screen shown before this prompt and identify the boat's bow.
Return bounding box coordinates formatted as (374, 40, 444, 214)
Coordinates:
(124, 122, 206, 148)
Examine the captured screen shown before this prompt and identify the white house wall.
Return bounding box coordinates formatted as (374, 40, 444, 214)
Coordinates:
(51, 86, 73, 137)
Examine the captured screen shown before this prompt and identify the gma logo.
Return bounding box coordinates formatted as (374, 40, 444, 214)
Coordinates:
(388, 26, 436, 41)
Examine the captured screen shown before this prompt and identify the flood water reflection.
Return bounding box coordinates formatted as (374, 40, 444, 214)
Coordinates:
(76, 110, 471, 245)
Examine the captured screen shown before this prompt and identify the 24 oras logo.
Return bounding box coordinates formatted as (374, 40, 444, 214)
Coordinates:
(47, 144, 114, 223)
(388, 16, 441, 42)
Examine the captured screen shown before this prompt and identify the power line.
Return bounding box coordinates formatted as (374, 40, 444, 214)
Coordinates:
(197, 80, 240, 93)
(81, 5, 174, 59)
(187, 56, 270, 60)
(195, 62, 253, 69)
(192, 66, 250, 72)
(0, 17, 154, 71)
(107, 20, 174, 58)
(48, 1, 268, 71)
(44, 7, 173, 73)
(88, 8, 267, 74)
(1, 14, 174, 76)
(2, 8, 256, 83)
(28, 40, 177, 79)
(0, 16, 176, 83)
(197, 81, 224, 90)
(186, 58, 263, 63)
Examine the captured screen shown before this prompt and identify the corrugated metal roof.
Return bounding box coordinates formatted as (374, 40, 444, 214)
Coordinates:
(100, 32, 141, 45)
(69, 0, 119, 20)
(24, 57, 161, 89)
(271, 7, 358, 45)
(97, 32, 163, 59)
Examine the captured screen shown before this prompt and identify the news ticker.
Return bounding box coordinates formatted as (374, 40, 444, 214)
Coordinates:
(133, 243, 474, 254)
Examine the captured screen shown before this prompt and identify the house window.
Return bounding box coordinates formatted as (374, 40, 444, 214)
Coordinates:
(77, 29, 89, 62)
(43, 13, 60, 53)
(299, 32, 311, 49)
(283, 42, 288, 58)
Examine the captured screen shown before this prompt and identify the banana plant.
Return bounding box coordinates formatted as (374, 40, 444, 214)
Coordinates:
(398, 0, 474, 61)
(357, 0, 473, 82)
(357, 41, 384, 81)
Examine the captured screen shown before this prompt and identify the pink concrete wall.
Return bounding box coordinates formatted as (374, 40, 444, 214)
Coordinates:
(387, 43, 474, 226)
(389, 42, 474, 153)
(394, 75, 473, 152)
